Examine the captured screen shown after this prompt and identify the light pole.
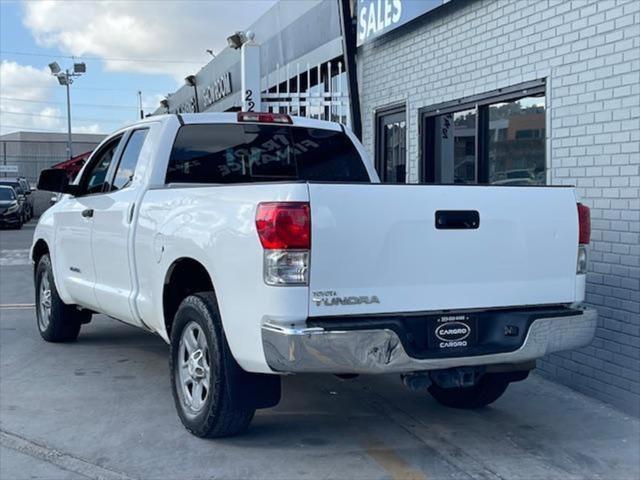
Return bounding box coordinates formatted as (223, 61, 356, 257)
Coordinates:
(138, 91, 144, 119)
(227, 31, 261, 112)
(49, 61, 86, 160)
(185, 75, 200, 112)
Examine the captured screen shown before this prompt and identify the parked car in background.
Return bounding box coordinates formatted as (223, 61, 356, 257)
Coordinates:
(0, 186, 23, 229)
(18, 177, 35, 218)
(33, 112, 596, 438)
(0, 178, 30, 222)
(490, 169, 538, 186)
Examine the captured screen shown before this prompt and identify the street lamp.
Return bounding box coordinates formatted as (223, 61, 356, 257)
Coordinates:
(226, 31, 261, 112)
(184, 75, 199, 113)
(226, 31, 248, 50)
(49, 61, 87, 159)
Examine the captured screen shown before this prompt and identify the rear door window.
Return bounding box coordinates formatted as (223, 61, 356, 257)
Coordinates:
(166, 124, 370, 184)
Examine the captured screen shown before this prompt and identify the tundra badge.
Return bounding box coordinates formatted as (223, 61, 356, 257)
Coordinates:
(312, 291, 380, 307)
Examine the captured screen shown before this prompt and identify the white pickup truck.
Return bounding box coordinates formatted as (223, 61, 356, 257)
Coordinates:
(33, 112, 596, 438)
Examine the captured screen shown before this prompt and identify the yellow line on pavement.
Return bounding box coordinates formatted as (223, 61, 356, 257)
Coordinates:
(364, 437, 427, 480)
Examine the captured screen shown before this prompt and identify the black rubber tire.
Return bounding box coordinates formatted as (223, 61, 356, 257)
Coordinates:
(428, 373, 510, 409)
(169, 292, 256, 438)
(35, 254, 89, 342)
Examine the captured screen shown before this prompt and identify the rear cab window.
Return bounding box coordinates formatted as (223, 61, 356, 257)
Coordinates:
(166, 124, 370, 184)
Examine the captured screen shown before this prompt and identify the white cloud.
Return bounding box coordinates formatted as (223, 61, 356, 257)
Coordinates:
(0, 60, 64, 135)
(23, 0, 277, 81)
(0, 60, 110, 135)
(74, 123, 101, 134)
(141, 92, 164, 117)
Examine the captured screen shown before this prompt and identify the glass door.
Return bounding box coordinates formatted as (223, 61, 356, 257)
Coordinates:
(376, 106, 407, 183)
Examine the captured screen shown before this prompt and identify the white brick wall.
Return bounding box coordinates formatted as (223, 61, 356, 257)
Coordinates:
(357, 0, 640, 415)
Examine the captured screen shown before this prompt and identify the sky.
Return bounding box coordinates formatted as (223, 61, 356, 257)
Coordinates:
(0, 0, 277, 136)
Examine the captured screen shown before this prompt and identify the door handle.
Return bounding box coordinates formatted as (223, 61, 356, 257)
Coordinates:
(435, 210, 480, 229)
(81, 208, 94, 218)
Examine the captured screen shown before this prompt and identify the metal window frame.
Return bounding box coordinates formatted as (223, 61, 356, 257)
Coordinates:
(419, 79, 546, 184)
(375, 102, 407, 183)
(76, 133, 126, 196)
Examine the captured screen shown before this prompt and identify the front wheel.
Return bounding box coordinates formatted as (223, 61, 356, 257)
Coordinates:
(35, 254, 90, 342)
(428, 373, 510, 409)
(170, 292, 256, 438)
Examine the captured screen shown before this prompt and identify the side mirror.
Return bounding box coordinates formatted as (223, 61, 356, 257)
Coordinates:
(37, 169, 79, 195)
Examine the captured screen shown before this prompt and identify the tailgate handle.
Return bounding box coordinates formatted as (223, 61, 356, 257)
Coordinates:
(435, 210, 479, 230)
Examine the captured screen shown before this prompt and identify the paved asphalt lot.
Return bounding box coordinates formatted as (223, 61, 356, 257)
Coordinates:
(1, 222, 639, 480)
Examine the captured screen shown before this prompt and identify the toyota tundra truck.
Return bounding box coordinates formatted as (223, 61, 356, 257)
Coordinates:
(33, 112, 597, 438)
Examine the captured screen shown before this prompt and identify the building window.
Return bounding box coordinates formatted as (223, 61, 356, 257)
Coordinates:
(487, 97, 546, 185)
(376, 105, 406, 183)
(430, 108, 477, 184)
(421, 80, 546, 185)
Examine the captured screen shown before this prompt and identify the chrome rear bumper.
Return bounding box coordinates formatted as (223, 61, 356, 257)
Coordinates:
(261, 307, 597, 374)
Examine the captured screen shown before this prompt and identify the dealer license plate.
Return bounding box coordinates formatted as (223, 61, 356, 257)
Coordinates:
(429, 314, 477, 351)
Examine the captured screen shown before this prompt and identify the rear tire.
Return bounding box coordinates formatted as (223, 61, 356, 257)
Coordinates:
(35, 254, 89, 342)
(169, 292, 256, 438)
(428, 373, 510, 409)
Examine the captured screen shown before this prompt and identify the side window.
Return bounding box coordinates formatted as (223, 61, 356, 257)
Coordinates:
(111, 129, 148, 191)
(83, 136, 122, 194)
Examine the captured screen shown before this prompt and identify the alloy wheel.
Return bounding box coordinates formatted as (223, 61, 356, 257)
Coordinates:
(177, 321, 211, 415)
(38, 275, 52, 331)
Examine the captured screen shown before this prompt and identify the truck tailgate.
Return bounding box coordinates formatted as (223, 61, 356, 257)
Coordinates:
(308, 184, 578, 317)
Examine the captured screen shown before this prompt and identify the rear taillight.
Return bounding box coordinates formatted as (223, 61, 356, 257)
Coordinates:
(256, 202, 310, 285)
(238, 112, 293, 124)
(256, 202, 310, 249)
(578, 203, 591, 245)
(577, 203, 591, 275)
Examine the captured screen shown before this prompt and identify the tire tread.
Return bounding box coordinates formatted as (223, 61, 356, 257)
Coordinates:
(36, 255, 88, 343)
(170, 292, 255, 438)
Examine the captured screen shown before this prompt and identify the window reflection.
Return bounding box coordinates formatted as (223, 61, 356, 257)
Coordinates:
(377, 109, 406, 183)
(488, 95, 545, 185)
(383, 120, 406, 183)
(433, 108, 476, 183)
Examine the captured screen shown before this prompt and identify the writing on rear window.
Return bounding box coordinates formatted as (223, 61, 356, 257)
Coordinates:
(166, 124, 370, 184)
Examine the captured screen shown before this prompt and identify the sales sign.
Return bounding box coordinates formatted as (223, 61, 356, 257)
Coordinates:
(356, 0, 448, 46)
